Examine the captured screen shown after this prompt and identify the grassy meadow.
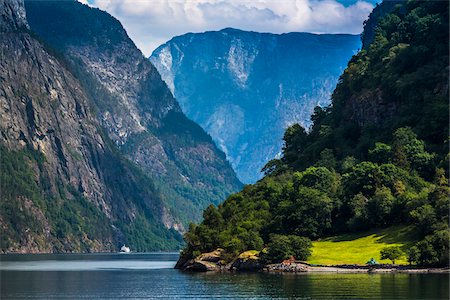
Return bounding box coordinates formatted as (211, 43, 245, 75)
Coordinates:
(308, 226, 418, 265)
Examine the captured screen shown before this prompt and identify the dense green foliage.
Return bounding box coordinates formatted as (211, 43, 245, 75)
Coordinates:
(361, 1, 402, 49)
(380, 246, 403, 264)
(282, 0, 448, 170)
(181, 0, 449, 266)
(262, 235, 312, 263)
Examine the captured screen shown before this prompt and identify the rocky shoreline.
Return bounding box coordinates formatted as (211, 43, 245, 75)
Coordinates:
(175, 249, 450, 274)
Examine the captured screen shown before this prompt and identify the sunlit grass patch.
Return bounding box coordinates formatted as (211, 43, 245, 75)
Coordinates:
(308, 226, 418, 265)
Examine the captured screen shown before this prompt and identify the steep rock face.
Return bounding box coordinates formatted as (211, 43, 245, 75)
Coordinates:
(0, 0, 27, 31)
(151, 28, 361, 182)
(345, 88, 398, 127)
(25, 1, 242, 226)
(1, 0, 181, 252)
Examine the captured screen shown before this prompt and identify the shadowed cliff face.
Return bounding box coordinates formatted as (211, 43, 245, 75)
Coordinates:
(24, 0, 242, 230)
(1, 0, 183, 252)
(150, 29, 361, 183)
(0, 0, 27, 31)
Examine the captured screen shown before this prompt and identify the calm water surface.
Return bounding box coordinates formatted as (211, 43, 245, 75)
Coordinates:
(1, 253, 448, 299)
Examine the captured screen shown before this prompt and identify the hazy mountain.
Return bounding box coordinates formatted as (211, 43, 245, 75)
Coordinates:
(151, 28, 361, 182)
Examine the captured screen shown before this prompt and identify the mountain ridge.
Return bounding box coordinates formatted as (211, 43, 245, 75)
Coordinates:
(0, 0, 241, 252)
(25, 0, 242, 230)
(150, 29, 361, 182)
(1, 0, 183, 252)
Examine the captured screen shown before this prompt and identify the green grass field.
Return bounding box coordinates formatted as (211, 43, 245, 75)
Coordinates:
(307, 226, 418, 266)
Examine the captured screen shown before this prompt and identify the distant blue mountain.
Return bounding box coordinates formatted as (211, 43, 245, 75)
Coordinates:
(151, 28, 361, 183)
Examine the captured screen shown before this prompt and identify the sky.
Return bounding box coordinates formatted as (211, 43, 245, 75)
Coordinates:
(79, 0, 381, 56)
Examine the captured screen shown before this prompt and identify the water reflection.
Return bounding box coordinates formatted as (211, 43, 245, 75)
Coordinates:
(1, 253, 448, 299)
(184, 272, 449, 299)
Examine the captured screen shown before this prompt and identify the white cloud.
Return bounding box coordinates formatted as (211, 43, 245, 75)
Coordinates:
(82, 0, 374, 56)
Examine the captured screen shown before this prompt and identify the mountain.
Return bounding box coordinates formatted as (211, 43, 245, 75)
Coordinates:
(24, 0, 242, 230)
(150, 29, 361, 183)
(0, 0, 241, 252)
(178, 0, 449, 267)
(0, 0, 182, 252)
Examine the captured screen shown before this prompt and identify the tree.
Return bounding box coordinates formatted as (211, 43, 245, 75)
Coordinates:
(413, 240, 438, 266)
(261, 159, 286, 176)
(369, 142, 392, 164)
(341, 156, 357, 172)
(237, 230, 264, 251)
(347, 193, 369, 231)
(409, 204, 437, 235)
(265, 235, 293, 262)
(407, 230, 450, 267)
(367, 186, 395, 226)
(316, 149, 337, 170)
(343, 162, 381, 197)
(294, 167, 337, 194)
(392, 127, 435, 178)
(290, 235, 312, 260)
(203, 205, 223, 228)
(282, 124, 308, 167)
(264, 234, 312, 263)
(282, 187, 333, 238)
(380, 246, 403, 264)
(407, 246, 419, 265)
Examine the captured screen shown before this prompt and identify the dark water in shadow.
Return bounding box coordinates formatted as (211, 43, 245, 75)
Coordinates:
(1, 253, 448, 299)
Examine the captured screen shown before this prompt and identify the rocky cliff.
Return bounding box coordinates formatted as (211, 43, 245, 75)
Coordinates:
(24, 0, 242, 229)
(0, 0, 184, 252)
(150, 29, 361, 182)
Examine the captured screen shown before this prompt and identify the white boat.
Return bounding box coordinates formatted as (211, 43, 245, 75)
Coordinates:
(120, 245, 131, 253)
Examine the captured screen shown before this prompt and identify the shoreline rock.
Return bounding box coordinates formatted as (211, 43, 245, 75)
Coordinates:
(175, 249, 450, 274)
(175, 249, 227, 272)
(229, 250, 263, 271)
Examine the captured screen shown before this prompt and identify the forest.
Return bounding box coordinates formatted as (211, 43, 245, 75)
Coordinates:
(180, 0, 449, 267)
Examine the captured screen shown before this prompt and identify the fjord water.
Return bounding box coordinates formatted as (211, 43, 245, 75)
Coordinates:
(1, 253, 448, 299)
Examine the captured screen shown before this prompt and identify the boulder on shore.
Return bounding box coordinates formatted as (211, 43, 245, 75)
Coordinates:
(174, 256, 190, 269)
(185, 260, 221, 271)
(229, 250, 262, 271)
(175, 248, 225, 271)
(197, 248, 224, 263)
(176, 248, 263, 272)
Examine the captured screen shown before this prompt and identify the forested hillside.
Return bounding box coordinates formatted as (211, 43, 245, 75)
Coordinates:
(180, 0, 449, 267)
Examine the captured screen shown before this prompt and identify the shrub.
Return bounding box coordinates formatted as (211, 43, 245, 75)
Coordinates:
(407, 230, 450, 266)
(380, 246, 403, 264)
(264, 234, 312, 263)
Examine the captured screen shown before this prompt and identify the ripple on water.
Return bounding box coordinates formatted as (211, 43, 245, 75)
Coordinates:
(0, 253, 449, 299)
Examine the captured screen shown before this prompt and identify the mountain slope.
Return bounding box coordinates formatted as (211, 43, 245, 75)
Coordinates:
(25, 0, 242, 227)
(150, 29, 361, 182)
(0, 0, 181, 252)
